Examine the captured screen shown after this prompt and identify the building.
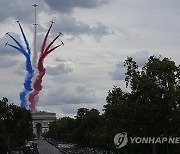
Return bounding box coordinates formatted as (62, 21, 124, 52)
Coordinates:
(32, 111, 56, 138)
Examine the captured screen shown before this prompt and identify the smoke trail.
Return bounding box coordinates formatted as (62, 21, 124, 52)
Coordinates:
(32, 4, 38, 70)
(28, 23, 63, 112)
(32, 27, 37, 69)
(41, 23, 53, 52)
(6, 23, 34, 108)
(17, 22, 31, 55)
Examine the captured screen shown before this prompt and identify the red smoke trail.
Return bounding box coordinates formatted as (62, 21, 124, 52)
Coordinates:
(28, 23, 63, 112)
(41, 23, 53, 52)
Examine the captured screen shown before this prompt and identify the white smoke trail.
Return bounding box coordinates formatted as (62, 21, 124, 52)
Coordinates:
(32, 4, 38, 70)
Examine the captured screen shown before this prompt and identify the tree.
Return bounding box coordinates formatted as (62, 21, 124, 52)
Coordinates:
(0, 97, 33, 153)
(75, 108, 103, 147)
(0, 97, 9, 153)
(47, 117, 75, 142)
(6, 104, 33, 147)
(124, 56, 180, 135)
(104, 56, 180, 154)
(74, 108, 89, 125)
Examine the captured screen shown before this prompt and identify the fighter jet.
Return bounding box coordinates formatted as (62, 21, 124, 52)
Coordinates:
(16, 20, 20, 23)
(59, 32, 63, 36)
(61, 41, 64, 46)
(32, 4, 38, 7)
(5, 42, 8, 46)
(50, 21, 54, 24)
(5, 32, 9, 35)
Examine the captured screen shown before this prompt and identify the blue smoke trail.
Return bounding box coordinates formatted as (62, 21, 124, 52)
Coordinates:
(6, 23, 34, 108)
(17, 22, 31, 55)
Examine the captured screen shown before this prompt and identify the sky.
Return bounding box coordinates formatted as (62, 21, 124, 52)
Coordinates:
(0, 0, 180, 118)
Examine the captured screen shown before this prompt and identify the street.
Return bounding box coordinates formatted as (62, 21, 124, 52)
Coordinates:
(37, 139, 63, 154)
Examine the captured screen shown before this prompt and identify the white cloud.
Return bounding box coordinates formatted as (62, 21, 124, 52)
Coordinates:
(109, 51, 150, 80)
(43, 0, 109, 14)
(38, 83, 97, 106)
(46, 63, 73, 75)
(0, 86, 20, 106)
(132, 50, 149, 67)
(109, 62, 126, 80)
(52, 15, 113, 40)
(0, 56, 18, 68)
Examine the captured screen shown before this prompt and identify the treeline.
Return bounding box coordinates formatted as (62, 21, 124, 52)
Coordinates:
(46, 108, 105, 148)
(0, 97, 34, 153)
(46, 56, 180, 154)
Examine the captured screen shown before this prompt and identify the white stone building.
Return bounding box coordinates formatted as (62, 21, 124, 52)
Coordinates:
(32, 111, 56, 138)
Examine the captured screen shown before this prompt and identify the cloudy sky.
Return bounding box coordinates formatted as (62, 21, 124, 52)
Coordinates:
(0, 0, 180, 117)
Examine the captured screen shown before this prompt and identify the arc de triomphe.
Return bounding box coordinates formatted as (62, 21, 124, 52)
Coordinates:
(32, 111, 56, 138)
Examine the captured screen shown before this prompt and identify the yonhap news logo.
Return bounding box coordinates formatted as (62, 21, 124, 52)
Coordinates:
(114, 132, 128, 148)
(114, 132, 180, 149)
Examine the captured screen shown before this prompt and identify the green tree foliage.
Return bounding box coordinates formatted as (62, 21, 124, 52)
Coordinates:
(104, 86, 131, 151)
(47, 117, 75, 142)
(46, 108, 106, 149)
(75, 109, 103, 147)
(104, 56, 180, 153)
(74, 108, 89, 125)
(124, 56, 180, 137)
(0, 97, 33, 153)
